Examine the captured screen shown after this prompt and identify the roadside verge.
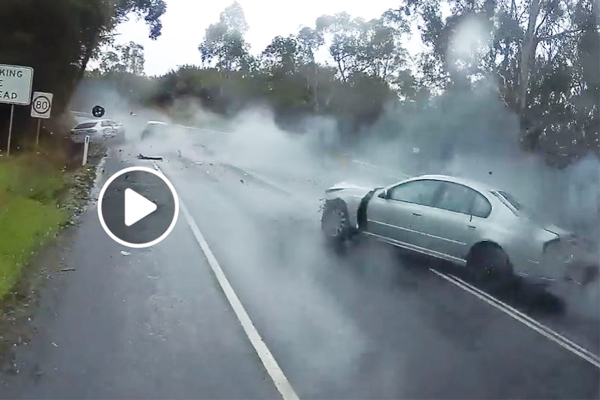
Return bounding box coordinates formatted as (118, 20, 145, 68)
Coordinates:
(0, 143, 107, 363)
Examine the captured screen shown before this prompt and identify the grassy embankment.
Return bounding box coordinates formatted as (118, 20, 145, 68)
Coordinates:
(0, 152, 96, 299)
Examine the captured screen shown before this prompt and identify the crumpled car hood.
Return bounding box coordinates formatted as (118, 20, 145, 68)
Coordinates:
(325, 181, 386, 201)
(326, 181, 371, 191)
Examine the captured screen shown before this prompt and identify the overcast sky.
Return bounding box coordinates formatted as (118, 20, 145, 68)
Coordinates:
(115, 0, 423, 76)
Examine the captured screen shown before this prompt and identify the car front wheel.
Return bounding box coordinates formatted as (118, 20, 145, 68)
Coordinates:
(321, 200, 352, 246)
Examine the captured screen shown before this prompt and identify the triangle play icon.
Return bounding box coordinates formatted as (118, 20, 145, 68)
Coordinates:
(124, 188, 157, 227)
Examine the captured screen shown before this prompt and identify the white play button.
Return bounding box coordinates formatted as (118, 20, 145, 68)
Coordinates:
(98, 166, 179, 248)
(124, 188, 158, 227)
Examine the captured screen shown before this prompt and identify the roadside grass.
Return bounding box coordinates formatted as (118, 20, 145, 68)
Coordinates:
(0, 154, 70, 298)
(0, 145, 103, 370)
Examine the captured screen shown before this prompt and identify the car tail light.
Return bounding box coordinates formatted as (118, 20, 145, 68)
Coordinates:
(543, 238, 574, 264)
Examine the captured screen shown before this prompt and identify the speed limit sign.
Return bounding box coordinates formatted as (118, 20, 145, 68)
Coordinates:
(30, 91, 53, 119)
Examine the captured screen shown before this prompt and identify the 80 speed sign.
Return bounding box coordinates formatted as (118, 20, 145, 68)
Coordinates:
(30, 91, 53, 119)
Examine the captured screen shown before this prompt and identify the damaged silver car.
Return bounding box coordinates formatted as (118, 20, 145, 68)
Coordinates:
(321, 174, 598, 287)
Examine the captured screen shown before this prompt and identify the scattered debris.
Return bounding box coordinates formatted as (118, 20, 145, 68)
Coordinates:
(137, 153, 163, 161)
(59, 268, 76, 272)
(120, 251, 131, 256)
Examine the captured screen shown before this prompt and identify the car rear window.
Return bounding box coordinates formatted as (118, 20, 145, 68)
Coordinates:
(471, 193, 492, 218)
(436, 182, 475, 214)
(497, 190, 522, 210)
(74, 122, 97, 129)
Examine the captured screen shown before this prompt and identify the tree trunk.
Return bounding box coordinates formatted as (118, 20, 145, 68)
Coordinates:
(313, 63, 319, 113)
(518, 0, 542, 117)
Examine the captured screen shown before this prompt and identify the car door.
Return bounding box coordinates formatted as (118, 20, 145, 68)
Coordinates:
(416, 182, 488, 262)
(366, 179, 443, 248)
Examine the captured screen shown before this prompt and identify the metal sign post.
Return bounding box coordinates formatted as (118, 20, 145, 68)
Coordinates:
(7, 105, 14, 156)
(30, 91, 53, 149)
(35, 119, 41, 148)
(82, 135, 90, 166)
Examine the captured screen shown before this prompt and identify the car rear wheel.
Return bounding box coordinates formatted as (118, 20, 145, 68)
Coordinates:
(321, 200, 352, 247)
(467, 244, 513, 286)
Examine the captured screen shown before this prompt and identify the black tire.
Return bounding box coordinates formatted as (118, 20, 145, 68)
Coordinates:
(321, 200, 352, 248)
(467, 244, 514, 286)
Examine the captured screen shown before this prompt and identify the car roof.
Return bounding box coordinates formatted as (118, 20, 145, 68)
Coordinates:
(77, 119, 114, 123)
(410, 174, 498, 194)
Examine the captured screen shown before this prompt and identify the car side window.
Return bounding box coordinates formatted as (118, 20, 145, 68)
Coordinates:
(471, 192, 492, 218)
(388, 180, 441, 207)
(74, 122, 96, 129)
(436, 183, 476, 215)
(101, 120, 111, 127)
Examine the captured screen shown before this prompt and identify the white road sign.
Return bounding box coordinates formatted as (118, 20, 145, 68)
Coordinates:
(31, 91, 53, 119)
(0, 64, 34, 105)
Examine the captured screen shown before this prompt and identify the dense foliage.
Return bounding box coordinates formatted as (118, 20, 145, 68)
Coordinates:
(0, 0, 166, 145)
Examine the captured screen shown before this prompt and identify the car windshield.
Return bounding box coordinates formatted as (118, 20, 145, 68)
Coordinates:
(1, 1, 598, 399)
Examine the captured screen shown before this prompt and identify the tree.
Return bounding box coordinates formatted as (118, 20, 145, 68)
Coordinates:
(402, 0, 599, 159)
(316, 13, 407, 83)
(198, 2, 253, 71)
(0, 0, 166, 114)
(518, 0, 542, 117)
(75, 0, 166, 81)
(296, 27, 324, 64)
(96, 41, 146, 75)
(261, 36, 299, 75)
(316, 13, 363, 81)
(359, 18, 407, 81)
(118, 41, 146, 75)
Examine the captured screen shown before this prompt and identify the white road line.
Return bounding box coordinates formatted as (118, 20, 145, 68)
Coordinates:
(351, 159, 411, 178)
(154, 163, 299, 400)
(430, 268, 600, 369)
(447, 272, 600, 361)
(351, 159, 379, 168)
(176, 124, 230, 136)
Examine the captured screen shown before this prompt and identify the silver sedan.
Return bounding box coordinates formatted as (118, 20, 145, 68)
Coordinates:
(321, 174, 598, 286)
(70, 119, 125, 142)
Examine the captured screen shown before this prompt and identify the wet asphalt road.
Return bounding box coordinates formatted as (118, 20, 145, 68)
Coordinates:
(0, 143, 599, 399)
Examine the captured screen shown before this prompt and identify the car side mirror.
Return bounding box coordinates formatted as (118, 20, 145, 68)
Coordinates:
(378, 190, 388, 199)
